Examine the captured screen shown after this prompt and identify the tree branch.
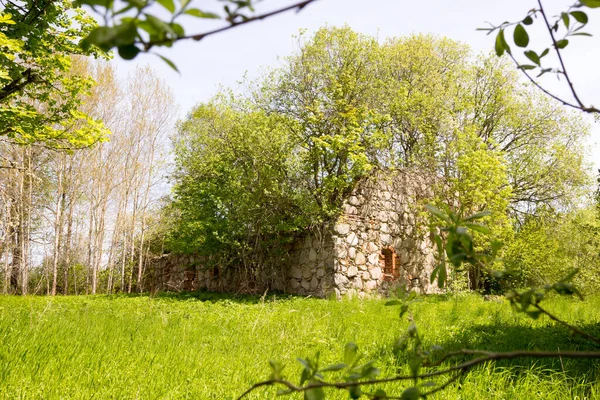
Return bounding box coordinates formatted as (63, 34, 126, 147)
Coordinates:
(238, 350, 600, 399)
(0, 69, 38, 101)
(143, 0, 318, 50)
(536, 0, 591, 111)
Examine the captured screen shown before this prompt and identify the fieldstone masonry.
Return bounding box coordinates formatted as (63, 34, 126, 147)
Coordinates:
(146, 170, 438, 297)
(285, 170, 437, 298)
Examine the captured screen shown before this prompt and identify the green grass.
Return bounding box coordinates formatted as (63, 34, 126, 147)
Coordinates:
(0, 292, 599, 399)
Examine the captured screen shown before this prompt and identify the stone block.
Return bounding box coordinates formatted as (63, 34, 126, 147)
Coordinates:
(380, 234, 391, 245)
(290, 279, 300, 289)
(301, 279, 310, 290)
(345, 205, 358, 215)
(308, 249, 318, 262)
(311, 276, 319, 290)
(334, 273, 349, 287)
(378, 211, 389, 222)
(349, 196, 360, 206)
(368, 253, 379, 265)
(303, 268, 313, 279)
(347, 266, 358, 278)
(334, 223, 350, 235)
(355, 252, 366, 265)
(316, 268, 325, 278)
(370, 267, 382, 280)
(348, 247, 356, 259)
(346, 232, 359, 246)
(290, 266, 303, 279)
(365, 280, 378, 291)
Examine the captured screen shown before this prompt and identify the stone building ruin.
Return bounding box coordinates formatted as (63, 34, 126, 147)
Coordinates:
(147, 170, 438, 298)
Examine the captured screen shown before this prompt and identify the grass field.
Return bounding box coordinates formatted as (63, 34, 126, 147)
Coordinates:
(1, 292, 599, 399)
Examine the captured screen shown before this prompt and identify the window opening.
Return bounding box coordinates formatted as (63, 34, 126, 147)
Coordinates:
(379, 247, 399, 281)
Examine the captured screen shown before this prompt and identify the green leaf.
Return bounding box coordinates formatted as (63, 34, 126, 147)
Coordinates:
(185, 8, 220, 19)
(561, 13, 570, 29)
(518, 64, 537, 70)
(156, 0, 175, 13)
(581, 0, 600, 8)
(385, 299, 403, 306)
(525, 50, 541, 65)
(556, 39, 569, 49)
(399, 304, 409, 318)
(268, 360, 284, 379)
(83, 23, 137, 51)
(572, 32, 593, 36)
(540, 48, 550, 57)
(426, 205, 450, 223)
(465, 223, 492, 235)
(156, 54, 179, 72)
(320, 363, 346, 372)
(305, 386, 325, 400)
(373, 389, 387, 399)
(348, 385, 362, 399)
(118, 44, 141, 60)
(514, 24, 529, 47)
(523, 15, 533, 25)
(437, 263, 447, 288)
(170, 23, 185, 37)
(401, 387, 421, 400)
(526, 310, 543, 319)
(463, 210, 492, 222)
(571, 11, 588, 24)
(146, 14, 176, 36)
(297, 358, 312, 371)
(344, 342, 358, 365)
(495, 30, 505, 56)
(409, 356, 422, 377)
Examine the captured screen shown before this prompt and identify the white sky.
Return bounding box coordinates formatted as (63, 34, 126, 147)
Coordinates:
(111, 0, 600, 168)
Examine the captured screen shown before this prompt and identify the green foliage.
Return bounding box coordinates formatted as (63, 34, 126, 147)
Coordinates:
(169, 97, 315, 273)
(75, 0, 315, 68)
(481, 1, 600, 114)
(167, 28, 590, 286)
(504, 208, 600, 292)
(0, 0, 110, 147)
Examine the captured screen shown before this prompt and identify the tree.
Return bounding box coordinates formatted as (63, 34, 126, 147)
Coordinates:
(167, 28, 590, 297)
(0, 0, 109, 147)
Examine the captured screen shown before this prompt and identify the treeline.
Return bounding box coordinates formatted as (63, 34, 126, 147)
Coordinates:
(166, 27, 595, 291)
(1, 23, 597, 296)
(0, 61, 175, 295)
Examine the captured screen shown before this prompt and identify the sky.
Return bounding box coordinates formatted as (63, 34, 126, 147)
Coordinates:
(111, 0, 600, 167)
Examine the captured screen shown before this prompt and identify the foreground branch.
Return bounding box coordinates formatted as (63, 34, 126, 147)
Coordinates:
(144, 0, 318, 50)
(239, 350, 600, 399)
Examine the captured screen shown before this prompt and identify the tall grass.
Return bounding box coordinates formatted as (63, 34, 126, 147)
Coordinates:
(0, 292, 599, 399)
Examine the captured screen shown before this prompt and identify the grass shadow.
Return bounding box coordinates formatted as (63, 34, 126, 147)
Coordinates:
(105, 289, 308, 305)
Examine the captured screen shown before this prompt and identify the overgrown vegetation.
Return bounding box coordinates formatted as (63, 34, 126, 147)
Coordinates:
(165, 27, 593, 291)
(1, 293, 599, 399)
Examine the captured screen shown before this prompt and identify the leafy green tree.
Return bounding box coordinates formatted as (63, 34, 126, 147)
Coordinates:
(504, 207, 600, 292)
(0, 0, 108, 147)
(170, 97, 315, 283)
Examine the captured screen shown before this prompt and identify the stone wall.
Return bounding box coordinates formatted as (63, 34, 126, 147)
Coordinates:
(286, 231, 336, 297)
(145, 170, 438, 298)
(286, 170, 437, 298)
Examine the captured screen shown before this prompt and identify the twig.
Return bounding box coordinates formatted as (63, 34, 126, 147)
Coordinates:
(238, 350, 600, 398)
(143, 0, 317, 50)
(535, 303, 600, 345)
(537, 0, 589, 111)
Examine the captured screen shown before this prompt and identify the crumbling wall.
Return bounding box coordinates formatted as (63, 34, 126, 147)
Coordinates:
(285, 230, 336, 297)
(146, 170, 438, 298)
(329, 170, 437, 297)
